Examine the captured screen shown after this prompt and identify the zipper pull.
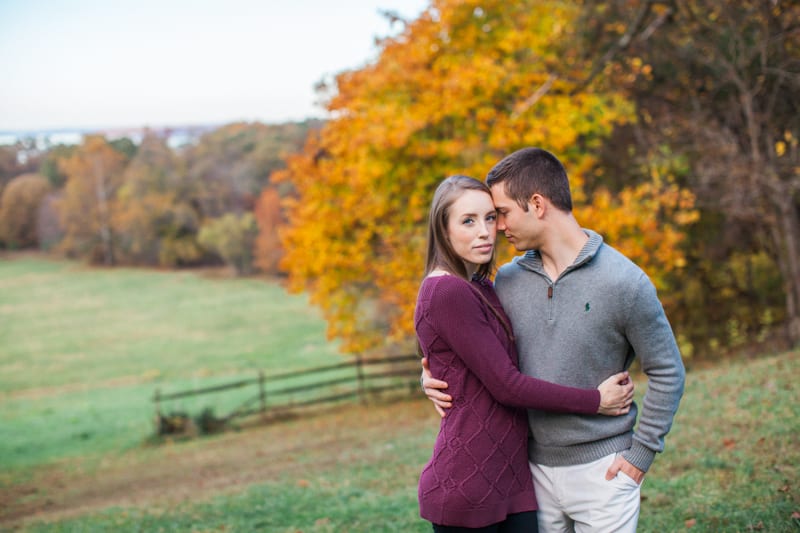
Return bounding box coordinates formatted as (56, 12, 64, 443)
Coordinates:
(547, 286, 553, 299)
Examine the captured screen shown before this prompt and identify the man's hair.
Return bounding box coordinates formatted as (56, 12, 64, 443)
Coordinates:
(485, 147, 573, 212)
(424, 175, 495, 281)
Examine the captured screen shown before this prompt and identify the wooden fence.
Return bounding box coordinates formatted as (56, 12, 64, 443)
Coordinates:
(152, 354, 421, 435)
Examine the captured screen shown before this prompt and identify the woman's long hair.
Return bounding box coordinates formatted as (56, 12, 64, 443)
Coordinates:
(420, 175, 514, 350)
(424, 175, 496, 282)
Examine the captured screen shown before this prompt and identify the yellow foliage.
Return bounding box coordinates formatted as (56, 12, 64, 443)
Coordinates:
(276, 0, 692, 354)
(56, 135, 127, 263)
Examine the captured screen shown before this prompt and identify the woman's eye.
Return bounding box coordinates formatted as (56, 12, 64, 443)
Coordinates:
(487, 214, 497, 222)
(462, 217, 475, 225)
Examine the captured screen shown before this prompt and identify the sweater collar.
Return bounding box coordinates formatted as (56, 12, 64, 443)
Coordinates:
(515, 229, 604, 275)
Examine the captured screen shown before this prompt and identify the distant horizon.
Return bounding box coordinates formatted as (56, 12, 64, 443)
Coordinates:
(0, 0, 428, 132)
(0, 115, 324, 136)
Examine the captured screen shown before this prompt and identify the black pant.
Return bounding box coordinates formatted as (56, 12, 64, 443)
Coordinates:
(432, 511, 538, 533)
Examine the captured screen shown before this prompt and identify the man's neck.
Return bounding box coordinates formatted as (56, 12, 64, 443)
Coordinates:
(538, 217, 588, 281)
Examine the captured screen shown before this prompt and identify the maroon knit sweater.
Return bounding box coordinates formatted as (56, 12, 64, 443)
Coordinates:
(415, 275, 601, 528)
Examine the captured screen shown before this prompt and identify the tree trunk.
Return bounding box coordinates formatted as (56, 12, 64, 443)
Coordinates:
(771, 192, 800, 347)
(93, 161, 115, 266)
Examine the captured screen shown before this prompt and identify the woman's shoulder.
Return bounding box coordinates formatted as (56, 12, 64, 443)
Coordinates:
(420, 274, 495, 306)
(420, 273, 472, 298)
(421, 272, 478, 290)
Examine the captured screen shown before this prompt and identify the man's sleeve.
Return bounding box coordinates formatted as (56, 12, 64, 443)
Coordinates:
(622, 272, 686, 472)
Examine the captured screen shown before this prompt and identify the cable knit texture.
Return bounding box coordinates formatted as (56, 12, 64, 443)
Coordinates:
(415, 275, 600, 528)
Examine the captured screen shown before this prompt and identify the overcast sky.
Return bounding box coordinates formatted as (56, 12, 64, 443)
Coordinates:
(0, 0, 428, 132)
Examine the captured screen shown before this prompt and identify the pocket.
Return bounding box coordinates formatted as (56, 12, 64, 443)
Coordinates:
(616, 468, 641, 488)
(610, 453, 642, 488)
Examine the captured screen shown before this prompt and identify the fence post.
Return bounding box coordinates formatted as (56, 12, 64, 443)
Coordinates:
(355, 354, 366, 404)
(258, 370, 267, 417)
(153, 388, 161, 432)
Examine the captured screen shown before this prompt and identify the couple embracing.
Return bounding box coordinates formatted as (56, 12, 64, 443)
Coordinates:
(415, 148, 685, 532)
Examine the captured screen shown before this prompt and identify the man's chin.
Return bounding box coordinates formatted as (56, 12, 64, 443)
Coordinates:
(502, 235, 527, 251)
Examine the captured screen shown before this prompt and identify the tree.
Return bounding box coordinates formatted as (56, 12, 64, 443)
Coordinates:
(184, 121, 318, 219)
(253, 186, 285, 275)
(39, 144, 77, 188)
(115, 132, 203, 266)
(197, 213, 259, 276)
(36, 192, 63, 251)
(277, 0, 696, 353)
(56, 135, 127, 264)
(0, 173, 51, 248)
(576, 0, 800, 347)
(0, 145, 27, 194)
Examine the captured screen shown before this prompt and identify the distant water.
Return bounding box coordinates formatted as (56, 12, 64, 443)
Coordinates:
(0, 125, 217, 149)
(0, 131, 85, 147)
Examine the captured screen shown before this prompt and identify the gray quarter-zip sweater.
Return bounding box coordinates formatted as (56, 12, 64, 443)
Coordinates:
(494, 229, 685, 472)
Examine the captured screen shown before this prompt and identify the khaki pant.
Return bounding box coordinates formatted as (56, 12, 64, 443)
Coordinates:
(530, 453, 641, 533)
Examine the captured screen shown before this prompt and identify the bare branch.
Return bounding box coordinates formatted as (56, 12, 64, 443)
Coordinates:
(510, 74, 557, 119)
(570, 0, 662, 95)
(637, 6, 672, 41)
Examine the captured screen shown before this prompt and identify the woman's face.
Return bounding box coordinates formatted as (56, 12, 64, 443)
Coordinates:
(446, 189, 497, 274)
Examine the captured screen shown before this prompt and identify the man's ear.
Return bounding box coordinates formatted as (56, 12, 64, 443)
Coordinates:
(530, 193, 547, 216)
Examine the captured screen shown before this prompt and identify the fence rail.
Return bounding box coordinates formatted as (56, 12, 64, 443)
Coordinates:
(152, 354, 421, 435)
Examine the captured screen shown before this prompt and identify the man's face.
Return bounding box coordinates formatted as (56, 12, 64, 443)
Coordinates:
(490, 182, 539, 251)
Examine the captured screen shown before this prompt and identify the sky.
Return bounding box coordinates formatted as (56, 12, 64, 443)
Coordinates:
(0, 0, 429, 132)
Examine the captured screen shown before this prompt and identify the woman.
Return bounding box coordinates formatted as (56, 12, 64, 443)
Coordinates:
(415, 175, 633, 532)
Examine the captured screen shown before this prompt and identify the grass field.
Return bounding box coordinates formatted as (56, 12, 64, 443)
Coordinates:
(1, 255, 798, 532)
(0, 255, 344, 472)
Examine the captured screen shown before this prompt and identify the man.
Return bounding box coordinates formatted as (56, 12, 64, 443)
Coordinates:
(422, 147, 685, 532)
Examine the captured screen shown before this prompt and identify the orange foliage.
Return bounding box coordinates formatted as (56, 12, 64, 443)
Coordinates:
(56, 135, 127, 264)
(253, 186, 284, 274)
(0, 173, 51, 248)
(277, 0, 695, 354)
(577, 180, 699, 295)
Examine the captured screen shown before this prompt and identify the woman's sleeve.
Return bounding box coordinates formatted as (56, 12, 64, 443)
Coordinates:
(430, 279, 600, 414)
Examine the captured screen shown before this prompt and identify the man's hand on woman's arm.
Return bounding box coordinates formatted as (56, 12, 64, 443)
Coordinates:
(596, 372, 635, 416)
(420, 357, 452, 418)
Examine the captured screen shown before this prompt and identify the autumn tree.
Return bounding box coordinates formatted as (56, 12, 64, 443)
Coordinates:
(0, 146, 20, 193)
(57, 135, 128, 264)
(253, 186, 285, 275)
(277, 0, 697, 354)
(575, 0, 800, 348)
(197, 213, 258, 275)
(115, 132, 203, 266)
(39, 144, 77, 188)
(36, 192, 63, 251)
(184, 121, 318, 219)
(0, 173, 51, 248)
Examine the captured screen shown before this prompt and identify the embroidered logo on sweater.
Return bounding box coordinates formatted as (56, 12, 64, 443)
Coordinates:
(585, 302, 591, 312)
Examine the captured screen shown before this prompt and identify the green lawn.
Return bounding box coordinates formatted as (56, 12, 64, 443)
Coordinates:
(1, 256, 798, 532)
(0, 256, 344, 471)
(8, 350, 799, 533)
